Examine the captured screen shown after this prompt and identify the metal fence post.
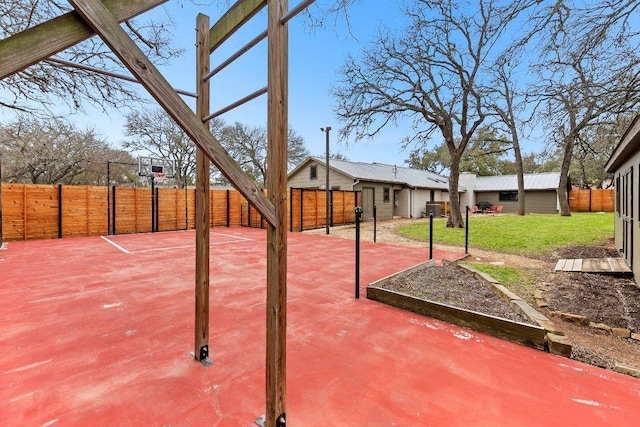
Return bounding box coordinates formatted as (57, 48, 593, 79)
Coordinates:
(429, 210, 433, 260)
(465, 205, 469, 254)
(373, 204, 377, 243)
(355, 206, 363, 299)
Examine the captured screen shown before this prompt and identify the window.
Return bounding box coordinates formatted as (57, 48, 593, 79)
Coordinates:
(310, 165, 317, 180)
(499, 191, 518, 201)
(383, 187, 390, 202)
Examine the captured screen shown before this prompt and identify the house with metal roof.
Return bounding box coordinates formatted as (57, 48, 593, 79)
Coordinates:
(605, 114, 640, 280)
(288, 157, 562, 220)
(466, 172, 562, 214)
(288, 157, 454, 220)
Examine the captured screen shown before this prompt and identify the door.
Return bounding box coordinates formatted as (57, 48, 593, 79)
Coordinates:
(622, 167, 634, 268)
(361, 187, 375, 220)
(622, 166, 634, 268)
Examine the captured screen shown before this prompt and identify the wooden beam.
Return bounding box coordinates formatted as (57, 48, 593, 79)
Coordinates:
(68, 0, 276, 227)
(194, 13, 212, 366)
(209, 0, 266, 52)
(0, 0, 167, 79)
(265, 0, 288, 425)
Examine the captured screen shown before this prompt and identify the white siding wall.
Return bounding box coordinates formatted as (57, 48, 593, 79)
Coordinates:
(396, 189, 410, 218)
(412, 190, 431, 218)
(612, 150, 639, 282)
(288, 161, 354, 190)
(459, 173, 476, 210)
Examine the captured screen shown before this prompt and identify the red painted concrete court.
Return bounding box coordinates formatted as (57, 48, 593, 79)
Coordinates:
(1, 228, 639, 426)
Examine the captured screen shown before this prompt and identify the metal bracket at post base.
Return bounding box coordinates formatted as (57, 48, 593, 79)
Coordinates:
(255, 413, 286, 427)
(199, 345, 213, 367)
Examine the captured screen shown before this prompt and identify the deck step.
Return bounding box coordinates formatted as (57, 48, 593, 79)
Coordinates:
(554, 257, 632, 277)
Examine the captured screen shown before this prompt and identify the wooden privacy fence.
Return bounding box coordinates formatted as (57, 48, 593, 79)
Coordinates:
(288, 188, 360, 231)
(1, 184, 362, 241)
(568, 188, 614, 212)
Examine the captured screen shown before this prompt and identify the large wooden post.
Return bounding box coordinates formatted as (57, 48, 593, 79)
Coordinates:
(266, 0, 288, 425)
(195, 13, 212, 366)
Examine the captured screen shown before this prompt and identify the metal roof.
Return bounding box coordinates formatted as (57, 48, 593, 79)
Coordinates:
(474, 172, 561, 191)
(308, 157, 452, 190)
(290, 157, 561, 193)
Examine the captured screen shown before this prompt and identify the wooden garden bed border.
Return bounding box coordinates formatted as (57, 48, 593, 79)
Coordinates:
(367, 260, 548, 350)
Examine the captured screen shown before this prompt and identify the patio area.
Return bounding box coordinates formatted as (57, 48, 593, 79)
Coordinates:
(1, 228, 639, 426)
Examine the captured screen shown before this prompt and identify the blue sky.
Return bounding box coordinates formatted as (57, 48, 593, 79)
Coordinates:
(3, 1, 544, 167)
(68, 0, 422, 167)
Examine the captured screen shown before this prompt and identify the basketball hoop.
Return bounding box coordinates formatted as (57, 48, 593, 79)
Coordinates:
(138, 156, 175, 179)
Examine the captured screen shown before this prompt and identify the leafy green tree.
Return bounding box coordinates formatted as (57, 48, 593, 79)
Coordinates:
(406, 127, 511, 176)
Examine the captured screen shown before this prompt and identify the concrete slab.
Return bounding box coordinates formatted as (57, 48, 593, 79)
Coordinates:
(1, 229, 639, 426)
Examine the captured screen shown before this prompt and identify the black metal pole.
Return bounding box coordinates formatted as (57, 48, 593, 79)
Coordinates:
(184, 184, 188, 230)
(151, 177, 155, 233)
(112, 185, 116, 235)
(321, 126, 332, 235)
(289, 187, 293, 232)
(465, 205, 469, 254)
(226, 189, 230, 227)
(373, 205, 377, 243)
(299, 188, 304, 232)
(58, 184, 63, 239)
(355, 206, 362, 299)
(330, 190, 334, 227)
(107, 161, 110, 235)
(0, 153, 3, 247)
(429, 210, 434, 260)
(155, 187, 159, 232)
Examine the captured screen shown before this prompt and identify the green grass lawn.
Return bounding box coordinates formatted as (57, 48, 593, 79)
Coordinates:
(397, 212, 614, 255)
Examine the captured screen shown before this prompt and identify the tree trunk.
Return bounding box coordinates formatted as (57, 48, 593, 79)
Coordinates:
(558, 135, 574, 216)
(446, 151, 464, 228)
(512, 132, 526, 216)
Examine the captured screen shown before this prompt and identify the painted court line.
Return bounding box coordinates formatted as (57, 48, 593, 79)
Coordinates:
(210, 231, 254, 242)
(101, 234, 254, 254)
(100, 236, 131, 254)
(131, 239, 251, 254)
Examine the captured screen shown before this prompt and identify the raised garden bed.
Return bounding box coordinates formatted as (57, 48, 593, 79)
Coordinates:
(367, 260, 559, 352)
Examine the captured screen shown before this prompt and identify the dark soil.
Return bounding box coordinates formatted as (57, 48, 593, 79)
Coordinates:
(547, 272, 640, 331)
(536, 239, 620, 262)
(379, 264, 532, 324)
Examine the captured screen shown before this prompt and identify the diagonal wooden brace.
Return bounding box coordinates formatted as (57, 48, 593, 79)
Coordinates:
(0, 0, 167, 79)
(67, 0, 276, 226)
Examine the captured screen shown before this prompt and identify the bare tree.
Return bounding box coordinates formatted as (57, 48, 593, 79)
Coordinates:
(218, 122, 309, 188)
(333, 0, 537, 227)
(530, 2, 640, 215)
(488, 57, 529, 215)
(0, 1, 181, 116)
(123, 109, 225, 188)
(407, 127, 511, 177)
(0, 114, 128, 184)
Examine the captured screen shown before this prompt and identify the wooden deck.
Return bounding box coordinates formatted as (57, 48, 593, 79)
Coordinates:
(554, 257, 633, 277)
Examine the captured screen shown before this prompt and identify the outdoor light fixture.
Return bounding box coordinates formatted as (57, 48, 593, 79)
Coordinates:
(321, 127, 332, 235)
